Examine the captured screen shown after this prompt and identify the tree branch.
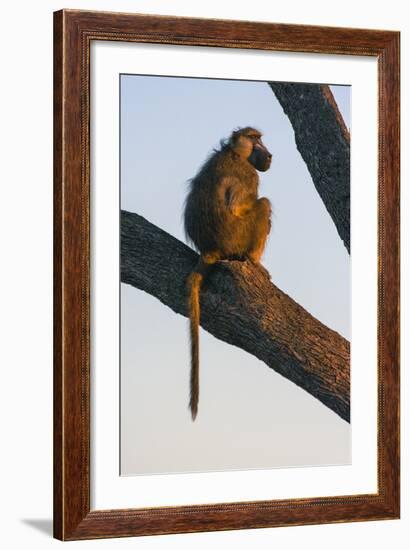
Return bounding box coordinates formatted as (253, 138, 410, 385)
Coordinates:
(121, 210, 350, 422)
(269, 82, 350, 252)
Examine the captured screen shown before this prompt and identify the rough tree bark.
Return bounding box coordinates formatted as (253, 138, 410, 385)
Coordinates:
(121, 210, 350, 422)
(269, 83, 350, 253)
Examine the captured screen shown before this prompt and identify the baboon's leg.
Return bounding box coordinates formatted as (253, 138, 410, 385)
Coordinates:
(247, 198, 272, 263)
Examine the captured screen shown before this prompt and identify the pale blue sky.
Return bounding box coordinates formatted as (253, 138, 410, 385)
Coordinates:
(120, 75, 351, 475)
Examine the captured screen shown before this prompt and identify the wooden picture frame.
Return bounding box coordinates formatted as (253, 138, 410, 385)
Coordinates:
(53, 9, 400, 540)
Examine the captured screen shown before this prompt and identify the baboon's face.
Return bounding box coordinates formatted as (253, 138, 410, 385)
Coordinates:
(248, 134, 272, 172)
(231, 129, 272, 172)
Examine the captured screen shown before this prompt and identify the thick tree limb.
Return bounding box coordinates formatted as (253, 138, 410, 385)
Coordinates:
(269, 83, 350, 252)
(121, 210, 350, 422)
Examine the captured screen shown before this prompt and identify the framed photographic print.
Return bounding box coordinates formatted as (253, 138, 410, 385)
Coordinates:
(53, 9, 400, 540)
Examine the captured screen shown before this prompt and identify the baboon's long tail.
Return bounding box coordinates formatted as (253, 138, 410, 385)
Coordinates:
(187, 256, 218, 420)
(187, 270, 203, 420)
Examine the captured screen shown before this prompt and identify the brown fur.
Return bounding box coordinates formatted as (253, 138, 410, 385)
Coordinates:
(184, 127, 272, 420)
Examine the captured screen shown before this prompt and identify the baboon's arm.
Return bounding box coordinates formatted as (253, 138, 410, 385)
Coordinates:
(221, 176, 255, 217)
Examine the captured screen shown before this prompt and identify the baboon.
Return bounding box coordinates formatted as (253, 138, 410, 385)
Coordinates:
(184, 127, 272, 420)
